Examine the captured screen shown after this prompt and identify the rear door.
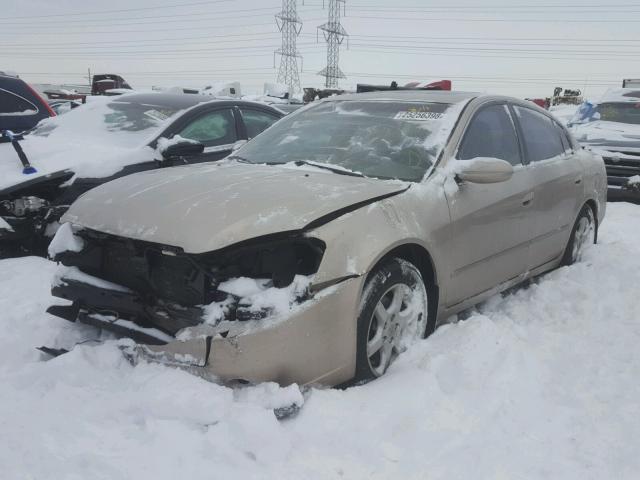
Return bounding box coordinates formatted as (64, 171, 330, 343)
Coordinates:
(511, 104, 583, 270)
(445, 102, 534, 306)
(173, 107, 239, 162)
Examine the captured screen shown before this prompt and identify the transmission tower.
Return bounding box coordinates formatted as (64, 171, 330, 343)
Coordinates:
(317, 0, 348, 88)
(274, 0, 303, 95)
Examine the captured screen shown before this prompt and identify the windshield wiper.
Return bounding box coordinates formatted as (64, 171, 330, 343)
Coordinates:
(226, 154, 251, 164)
(293, 160, 365, 177)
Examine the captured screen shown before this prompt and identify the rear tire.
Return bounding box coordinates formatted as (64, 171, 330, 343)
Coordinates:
(353, 258, 430, 383)
(562, 204, 596, 266)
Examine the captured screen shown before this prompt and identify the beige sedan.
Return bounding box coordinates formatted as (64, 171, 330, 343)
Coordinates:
(47, 91, 606, 387)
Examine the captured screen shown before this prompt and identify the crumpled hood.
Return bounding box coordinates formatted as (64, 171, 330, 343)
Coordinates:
(63, 162, 409, 253)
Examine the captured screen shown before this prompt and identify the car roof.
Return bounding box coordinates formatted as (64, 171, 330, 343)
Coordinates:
(109, 92, 282, 111)
(324, 90, 480, 104)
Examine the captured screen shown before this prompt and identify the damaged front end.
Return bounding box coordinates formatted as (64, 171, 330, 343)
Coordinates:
(0, 171, 75, 257)
(46, 225, 356, 383)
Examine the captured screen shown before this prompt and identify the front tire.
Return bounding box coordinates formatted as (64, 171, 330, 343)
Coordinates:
(353, 258, 430, 383)
(562, 204, 596, 265)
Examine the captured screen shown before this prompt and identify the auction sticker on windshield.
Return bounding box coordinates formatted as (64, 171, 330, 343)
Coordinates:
(394, 111, 444, 121)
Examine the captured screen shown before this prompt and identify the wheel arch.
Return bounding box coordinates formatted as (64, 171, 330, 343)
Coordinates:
(363, 242, 440, 332)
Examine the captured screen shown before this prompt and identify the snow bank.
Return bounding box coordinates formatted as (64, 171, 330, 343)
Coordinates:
(47, 222, 84, 257)
(202, 275, 312, 325)
(1, 204, 640, 478)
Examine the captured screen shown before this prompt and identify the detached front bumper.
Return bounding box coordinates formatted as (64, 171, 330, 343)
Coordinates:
(48, 274, 362, 387)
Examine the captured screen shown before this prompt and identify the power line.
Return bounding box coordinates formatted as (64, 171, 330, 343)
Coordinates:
(0, 7, 280, 26)
(344, 1, 640, 8)
(0, 31, 279, 48)
(6, 32, 640, 48)
(345, 47, 640, 62)
(0, 21, 318, 35)
(346, 14, 640, 23)
(0, 11, 325, 28)
(8, 36, 284, 51)
(0, 0, 233, 20)
(0, 18, 326, 35)
(9, 41, 639, 57)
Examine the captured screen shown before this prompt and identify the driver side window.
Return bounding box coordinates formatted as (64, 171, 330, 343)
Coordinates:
(178, 108, 237, 147)
(458, 104, 522, 166)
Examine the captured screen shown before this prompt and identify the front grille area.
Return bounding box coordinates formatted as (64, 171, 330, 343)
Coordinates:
(602, 153, 640, 187)
(67, 232, 209, 306)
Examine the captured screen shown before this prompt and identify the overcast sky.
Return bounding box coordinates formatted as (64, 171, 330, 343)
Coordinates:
(1, 0, 638, 99)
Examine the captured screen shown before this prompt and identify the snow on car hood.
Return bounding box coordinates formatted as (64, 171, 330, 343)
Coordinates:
(0, 97, 171, 192)
(62, 162, 409, 253)
(572, 120, 640, 146)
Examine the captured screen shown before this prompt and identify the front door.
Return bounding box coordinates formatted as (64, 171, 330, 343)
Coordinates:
(445, 103, 534, 306)
(175, 107, 239, 163)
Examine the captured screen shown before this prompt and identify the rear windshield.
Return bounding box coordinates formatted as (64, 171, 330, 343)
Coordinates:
(571, 101, 640, 125)
(236, 100, 464, 182)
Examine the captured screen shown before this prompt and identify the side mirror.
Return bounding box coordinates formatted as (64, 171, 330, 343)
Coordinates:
(158, 137, 204, 161)
(231, 139, 247, 152)
(455, 157, 514, 184)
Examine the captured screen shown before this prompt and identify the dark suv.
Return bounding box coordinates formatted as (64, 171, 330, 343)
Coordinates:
(0, 72, 55, 134)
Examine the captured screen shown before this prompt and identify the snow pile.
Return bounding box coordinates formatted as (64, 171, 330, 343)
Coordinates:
(202, 275, 312, 325)
(47, 222, 84, 257)
(1, 204, 640, 478)
(156, 134, 200, 154)
(549, 104, 578, 125)
(628, 175, 640, 186)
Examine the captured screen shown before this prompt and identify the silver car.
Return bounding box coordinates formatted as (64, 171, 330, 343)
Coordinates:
(46, 91, 607, 387)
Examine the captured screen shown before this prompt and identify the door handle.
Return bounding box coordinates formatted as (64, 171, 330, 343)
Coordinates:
(574, 177, 582, 185)
(522, 192, 534, 206)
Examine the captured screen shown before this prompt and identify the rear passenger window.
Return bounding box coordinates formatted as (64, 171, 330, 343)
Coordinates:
(0, 89, 38, 115)
(457, 104, 522, 166)
(240, 109, 280, 138)
(514, 106, 565, 162)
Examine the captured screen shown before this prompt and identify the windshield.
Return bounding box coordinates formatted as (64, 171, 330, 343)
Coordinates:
(30, 96, 183, 147)
(236, 100, 462, 182)
(571, 101, 640, 126)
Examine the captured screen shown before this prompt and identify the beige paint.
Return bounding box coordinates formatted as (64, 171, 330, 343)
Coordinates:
(62, 93, 607, 387)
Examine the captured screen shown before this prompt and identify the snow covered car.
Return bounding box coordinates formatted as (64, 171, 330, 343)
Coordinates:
(570, 88, 640, 202)
(47, 91, 606, 387)
(0, 93, 284, 256)
(0, 71, 55, 133)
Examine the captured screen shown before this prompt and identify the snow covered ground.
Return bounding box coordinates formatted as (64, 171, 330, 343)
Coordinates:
(1, 202, 639, 479)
